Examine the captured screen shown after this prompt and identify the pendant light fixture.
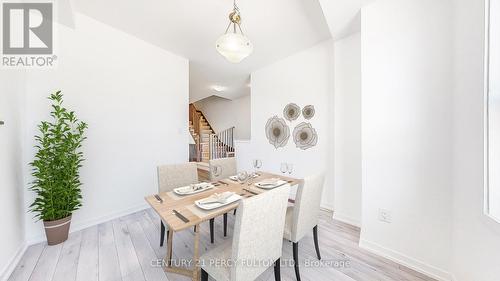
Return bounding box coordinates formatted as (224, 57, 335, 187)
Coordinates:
(215, 0, 253, 63)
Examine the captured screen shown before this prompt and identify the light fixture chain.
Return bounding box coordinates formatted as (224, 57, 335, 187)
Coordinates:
(237, 23, 245, 36)
(233, 0, 240, 14)
(224, 21, 232, 34)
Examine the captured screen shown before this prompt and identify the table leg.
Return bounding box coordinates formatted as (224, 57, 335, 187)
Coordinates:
(166, 229, 174, 267)
(193, 225, 200, 281)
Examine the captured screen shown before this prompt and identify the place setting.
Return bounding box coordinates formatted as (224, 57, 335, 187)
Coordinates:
(161, 181, 222, 201)
(173, 182, 216, 196)
(195, 191, 243, 210)
(254, 178, 289, 189)
(231, 172, 291, 191)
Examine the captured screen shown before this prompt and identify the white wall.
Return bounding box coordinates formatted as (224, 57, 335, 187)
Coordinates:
(0, 72, 26, 279)
(486, 0, 500, 221)
(22, 14, 189, 242)
(360, 0, 453, 280)
(244, 40, 335, 209)
(194, 94, 251, 140)
(451, 0, 500, 280)
(333, 32, 362, 227)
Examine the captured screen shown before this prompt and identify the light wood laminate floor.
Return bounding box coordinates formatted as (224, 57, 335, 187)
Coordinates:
(8, 210, 436, 281)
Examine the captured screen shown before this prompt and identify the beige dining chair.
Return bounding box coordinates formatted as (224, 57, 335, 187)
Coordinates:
(209, 157, 238, 237)
(200, 184, 291, 281)
(209, 157, 237, 181)
(157, 162, 216, 245)
(283, 173, 325, 281)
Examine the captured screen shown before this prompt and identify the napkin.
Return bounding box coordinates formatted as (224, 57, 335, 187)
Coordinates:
(200, 192, 234, 205)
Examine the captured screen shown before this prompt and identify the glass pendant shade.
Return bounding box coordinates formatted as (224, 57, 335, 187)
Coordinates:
(216, 32, 253, 63)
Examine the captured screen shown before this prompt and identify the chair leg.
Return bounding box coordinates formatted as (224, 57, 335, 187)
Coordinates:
(210, 218, 215, 244)
(201, 268, 208, 281)
(160, 220, 165, 247)
(223, 213, 228, 237)
(274, 258, 281, 281)
(313, 225, 321, 260)
(293, 242, 301, 281)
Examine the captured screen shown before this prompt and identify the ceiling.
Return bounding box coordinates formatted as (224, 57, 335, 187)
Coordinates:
(72, 0, 371, 102)
(319, 0, 376, 40)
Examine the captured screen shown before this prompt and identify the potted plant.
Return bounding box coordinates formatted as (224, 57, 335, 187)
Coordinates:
(30, 91, 87, 245)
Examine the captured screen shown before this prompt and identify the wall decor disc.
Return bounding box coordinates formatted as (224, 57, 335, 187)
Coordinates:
(283, 103, 301, 121)
(302, 105, 315, 119)
(265, 116, 290, 149)
(293, 122, 318, 150)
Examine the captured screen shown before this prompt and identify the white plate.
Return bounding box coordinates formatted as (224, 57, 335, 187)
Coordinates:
(255, 180, 288, 189)
(229, 175, 238, 181)
(195, 194, 242, 210)
(174, 183, 214, 196)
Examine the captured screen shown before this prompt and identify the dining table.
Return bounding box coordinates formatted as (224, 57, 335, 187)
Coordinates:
(144, 171, 302, 281)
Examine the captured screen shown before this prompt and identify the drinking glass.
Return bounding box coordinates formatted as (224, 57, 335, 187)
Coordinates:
(253, 159, 262, 176)
(212, 165, 222, 179)
(280, 163, 288, 174)
(287, 163, 294, 175)
(237, 171, 249, 184)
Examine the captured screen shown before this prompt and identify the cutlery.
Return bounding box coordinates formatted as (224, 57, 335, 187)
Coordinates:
(218, 180, 229, 186)
(239, 192, 252, 197)
(258, 183, 278, 186)
(172, 209, 189, 223)
(243, 188, 259, 195)
(154, 194, 163, 203)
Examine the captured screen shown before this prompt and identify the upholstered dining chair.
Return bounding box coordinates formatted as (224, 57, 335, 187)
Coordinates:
(209, 157, 238, 237)
(283, 173, 325, 281)
(157, 162, 216, 245)
(209, 157, 237, 181)
(200, 184, 291, 281)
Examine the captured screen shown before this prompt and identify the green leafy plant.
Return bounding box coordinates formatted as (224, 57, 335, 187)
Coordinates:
(30, 91, 88, 221)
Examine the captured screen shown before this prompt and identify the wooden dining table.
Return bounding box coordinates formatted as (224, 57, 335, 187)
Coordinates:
(144, 171, 302, 281)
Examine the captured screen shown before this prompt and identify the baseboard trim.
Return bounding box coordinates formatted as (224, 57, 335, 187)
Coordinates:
(26, 202, 149, 245)
(359, 239, 452, 281)
(332, 212, 361, 227)
(0, 243, 28, 281)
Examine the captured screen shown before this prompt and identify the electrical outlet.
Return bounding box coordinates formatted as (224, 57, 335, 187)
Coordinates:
(378, 209, 392, 223)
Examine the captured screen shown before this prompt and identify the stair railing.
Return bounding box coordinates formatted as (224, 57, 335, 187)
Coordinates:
(209, 127, 235, 160)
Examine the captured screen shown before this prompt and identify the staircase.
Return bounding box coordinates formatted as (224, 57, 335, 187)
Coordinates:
(189, 112, 214, 162)
(189, 104, 235, 163)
